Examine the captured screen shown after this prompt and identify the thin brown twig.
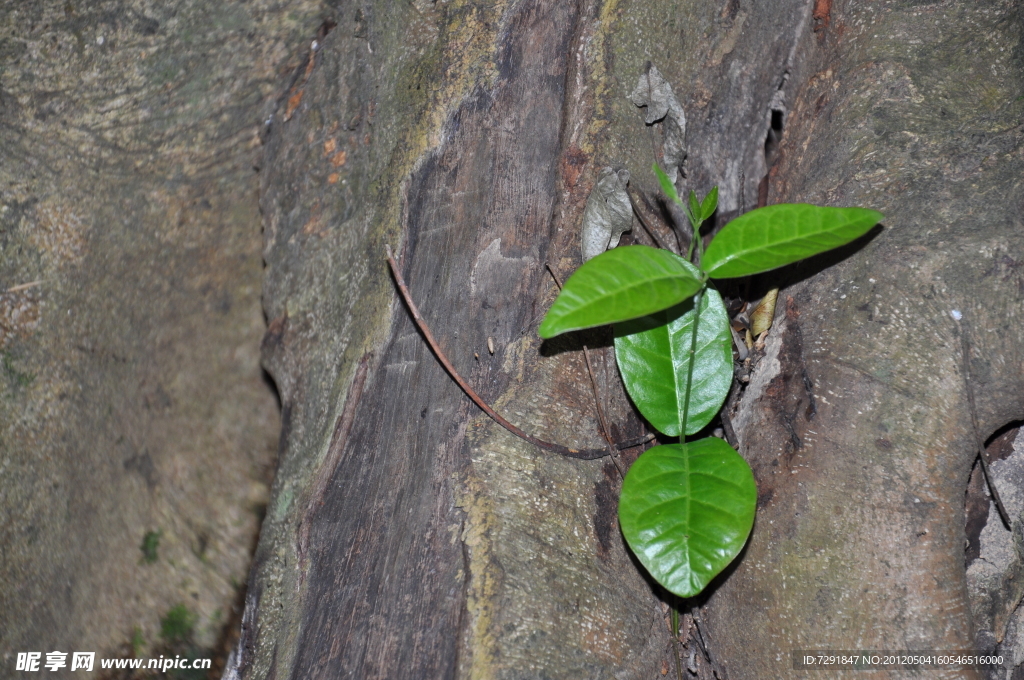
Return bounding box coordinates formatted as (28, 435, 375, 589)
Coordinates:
(547, 263, 627, 477)
(625, 184, 674, 254)
(959, 317, 1011, 529)
(544, 262, 563, 289)
(583, 347, 624, 477)
(690, 607, 728, 678)
(690, 607, 712, 663)
(719, 372, 745, 450)
(386, 246, 650, 460)
(5, 280, 43, 293)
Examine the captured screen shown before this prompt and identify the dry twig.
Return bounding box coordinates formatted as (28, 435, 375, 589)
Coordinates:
(546, 263, 628, 477)
(5, 280, 43, 293)
(958, 317, 1011, 528)
(386, 246, 650, 460)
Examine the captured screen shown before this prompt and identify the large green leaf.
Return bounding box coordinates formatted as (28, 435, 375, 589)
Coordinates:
(702, 204, 883, 278)
(614, 285, 732, 436)
(538, 245, 702, 339)
(619, 439, 756, 598)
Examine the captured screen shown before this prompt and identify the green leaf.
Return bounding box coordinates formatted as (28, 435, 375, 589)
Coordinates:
(700, 186, 718, 221)
(653, 163, 681, 206)
(688, 191, 701, 225)
(614, 284, 732, 436)
(702, 204, 883, 278)
(539, 246, 702, 338)
(618, 439, 756, 598)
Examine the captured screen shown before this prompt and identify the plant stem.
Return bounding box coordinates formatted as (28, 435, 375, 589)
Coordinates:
(670, 606, 684, 680)
(679, 286, 704, 439)
(626, 184, 677, 254)
(678, 205, 710, 438)
(686, 205, 706, 273)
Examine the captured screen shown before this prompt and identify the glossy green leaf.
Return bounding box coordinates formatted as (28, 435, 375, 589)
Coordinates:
(653, 163, 681, 206)
(614, 284, 732, 436)
(618, 439, 756, 598)
(702, 204, 884, 278)
(539, 246, 702, 338)
(700, 186, 718, 221)
(688, 191, 701, 225)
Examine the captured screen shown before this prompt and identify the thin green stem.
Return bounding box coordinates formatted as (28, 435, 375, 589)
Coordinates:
(670, 607, 683, 680)
(672, 187, 711, 438)
(685, 207, 705, 265)
(686, 215, 699, 261)
(679, 202, 709, 439)
(679, 285, 705, 439)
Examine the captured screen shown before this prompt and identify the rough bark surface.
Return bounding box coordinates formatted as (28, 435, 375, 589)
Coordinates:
(0, 0, 326, 666)
(244, 0, 815, 678)
(706, 1, 1024, 678)
(4, 0, 998, 676)
(249, 2, 670, 677)
(13, 0, 1022, 677)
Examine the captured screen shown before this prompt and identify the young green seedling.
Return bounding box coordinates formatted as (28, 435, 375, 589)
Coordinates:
(540, 164, 882, 597)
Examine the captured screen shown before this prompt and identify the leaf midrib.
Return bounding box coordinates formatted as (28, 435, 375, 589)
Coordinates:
(667, 292, 724, 434)
(556, 270, 695, 326)
(716, 231, 845, 268)
(682, 447, 691, 575)
(707, 209, 865, 272)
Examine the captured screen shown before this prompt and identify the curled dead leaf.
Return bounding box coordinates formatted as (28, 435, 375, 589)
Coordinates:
(750, 288, 778, 337)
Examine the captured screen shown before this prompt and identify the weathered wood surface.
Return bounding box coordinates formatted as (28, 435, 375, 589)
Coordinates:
(706, 0, 1024, 678)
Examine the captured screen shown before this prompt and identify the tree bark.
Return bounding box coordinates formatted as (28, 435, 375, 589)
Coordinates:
(706, 1, 1024, 678)
(243, 0, 814, 677)
(0, 0, 322, 667)
(248, 2, 673, 676)
(96, 0, 1017, 678)
(8, 0, 1017, 676)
